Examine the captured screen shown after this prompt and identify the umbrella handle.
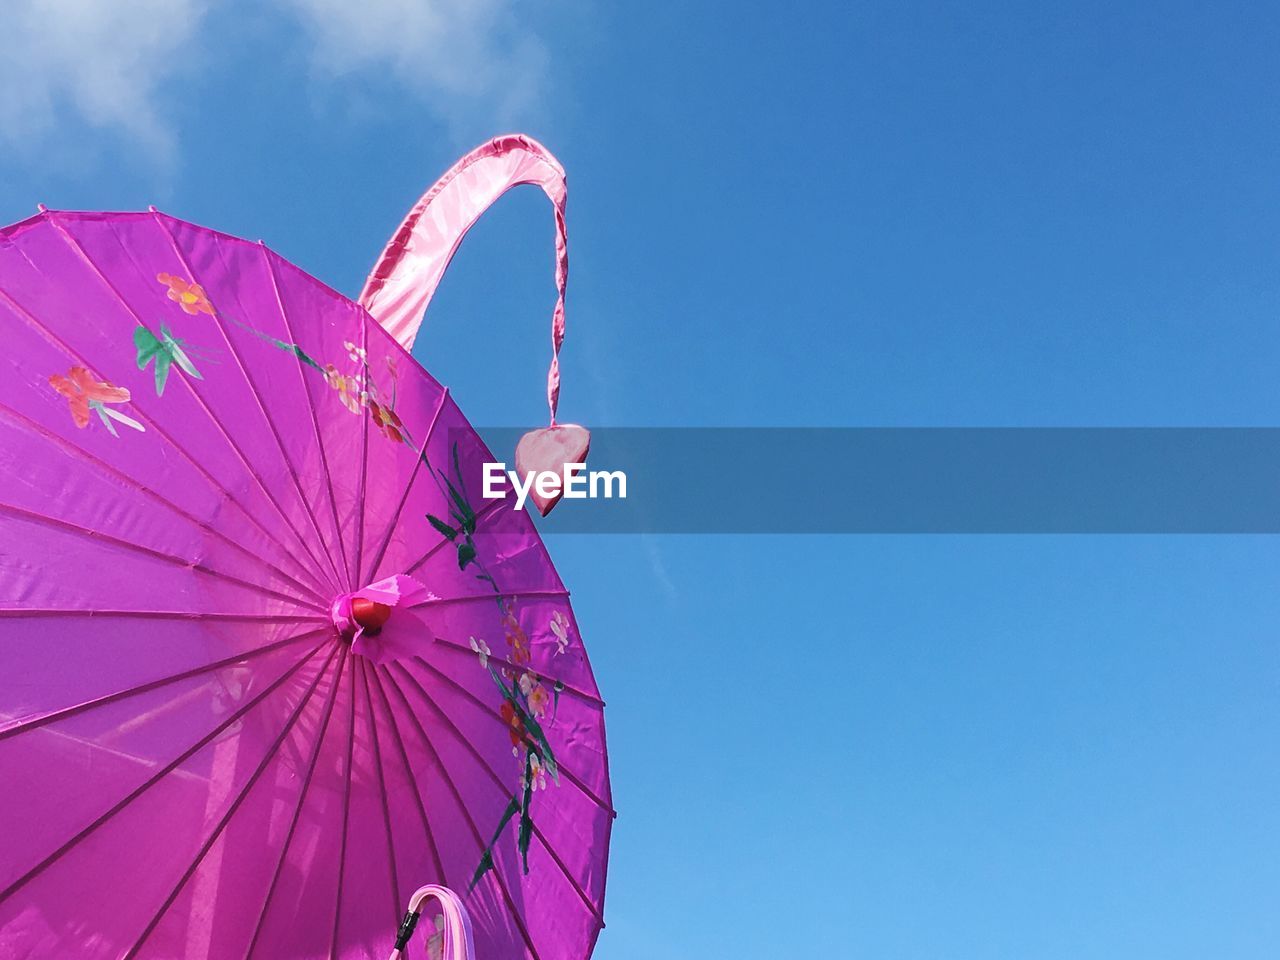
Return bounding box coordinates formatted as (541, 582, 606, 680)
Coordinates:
(386, 883, 476, 960)
(359, 133, 571, 426)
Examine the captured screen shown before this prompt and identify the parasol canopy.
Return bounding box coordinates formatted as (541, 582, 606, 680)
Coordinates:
(0, 136, 611, 959)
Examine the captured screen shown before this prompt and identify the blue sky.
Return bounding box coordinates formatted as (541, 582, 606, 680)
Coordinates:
(3, 2, 1278, 957)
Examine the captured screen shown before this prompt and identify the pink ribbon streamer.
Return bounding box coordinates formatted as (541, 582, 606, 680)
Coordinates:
(359, 134, 570, 425)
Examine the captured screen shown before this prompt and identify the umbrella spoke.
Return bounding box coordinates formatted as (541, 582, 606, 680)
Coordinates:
(362, 386, 450, 585)
(243, 646, 350, 960)
(0, 400, 328, 607)
(409, 587, 569, 610)
(0, 625, 326, 742)
(43, 213, 341, 595)
(260, 242, 353, 589)
(0, 635, 331, 904)
(408, 655, 615, 817)
(428, 636, 605, 709)
(392, 661, 606, 926)
(0, 281, 333, 599)
(356, 659, 406, 930)
(363, 665, 447, 885)
(122, 641, 343, 959)
(329, 648, 359, 957)
(152, 216, 350, 592)
(349, 311, 372, 587)
(380, 667, 543, 960)
(0, 501, 326, 613)
(529, 819, 608, 933)
(403, 496, 507, 578)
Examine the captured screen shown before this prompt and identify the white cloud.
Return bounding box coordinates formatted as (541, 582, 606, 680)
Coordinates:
(280, 0, 549, 135)
(0, 0, 207, 158)
(0, 0, 548, 160)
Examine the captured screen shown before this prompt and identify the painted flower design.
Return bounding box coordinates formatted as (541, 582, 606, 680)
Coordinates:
(503, 611, 531, 665)
(343, 340, 367, 363)
(49, 367, 144, 436)
(522, 753, 548, 792)
(527, 681, 550, 719)
(156, 273, 214, 316)
(323, 364, 363, 413)
(368, 398, 405, 443)
(500, 700, 526, 748)
(453, 476, 565, 890)
(550, 610, 570, 655)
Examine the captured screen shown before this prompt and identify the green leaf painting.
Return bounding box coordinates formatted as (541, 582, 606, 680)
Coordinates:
(134, 323, 204, 396)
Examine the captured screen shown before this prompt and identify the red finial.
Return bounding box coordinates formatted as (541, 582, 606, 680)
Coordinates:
(351, 597, 393, 633)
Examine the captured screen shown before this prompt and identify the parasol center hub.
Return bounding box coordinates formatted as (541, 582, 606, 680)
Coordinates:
(327, 575, 426, 653)
(330, 592, 396, 641)
(351, 597, 393, 633)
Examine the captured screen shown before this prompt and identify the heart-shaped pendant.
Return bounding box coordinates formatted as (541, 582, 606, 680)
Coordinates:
(515, 423, 592, 516)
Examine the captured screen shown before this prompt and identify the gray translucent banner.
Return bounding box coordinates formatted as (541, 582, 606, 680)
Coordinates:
(459, 428, 1280, 533)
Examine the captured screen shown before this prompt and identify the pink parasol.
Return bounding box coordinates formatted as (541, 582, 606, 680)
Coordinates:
(0, 135, 611, 959)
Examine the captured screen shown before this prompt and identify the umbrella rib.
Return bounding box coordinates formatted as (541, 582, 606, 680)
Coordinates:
(0, 400, 327, 607)
(363, 665, 448, 885)
(429, 637, 605, 709)
(242, 646, 350, 960)
(408, 655, 615, 816)
(122, 641, 343, 959)
(328, 651, 359, 959)
(0, 500, 325, 612)
(528, 819, 607, 931)
(0, 282, 332, 599)
(0, 636, 330, 904)
(381, 667, 543, 960)
(411, 433, 523, 574)
(393, 661, 605, 925)
(357, 659, 406, 930)
(403, 496, 507, 577)
(0, 626, 325, 742)
(152, 215, 349, 591)
(362, 386, 450, 585)
(209, 233, 352, 590)
(409, 587, 569, 610)
(260, 242, 353, 588)
(42, 213, 340, 595)
(350, 312, 371, 586)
